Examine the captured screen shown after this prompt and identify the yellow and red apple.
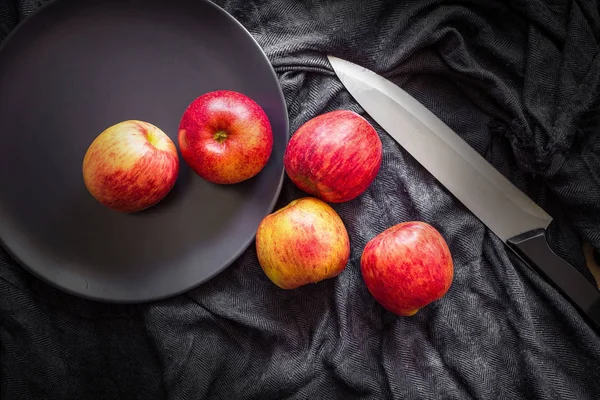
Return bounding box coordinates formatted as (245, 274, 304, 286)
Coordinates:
(283, 110, 383, 203)
(178, 90, 273, 184)
(255, 197, 350, 289)
(360, 221, 454, 316)
(82, 120, 179, 213)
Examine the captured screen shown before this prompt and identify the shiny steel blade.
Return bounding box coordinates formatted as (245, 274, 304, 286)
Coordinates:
(328, 55, 552, 242)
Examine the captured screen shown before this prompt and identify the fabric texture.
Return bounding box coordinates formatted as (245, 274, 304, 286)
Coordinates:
(2, 0, 600, 398)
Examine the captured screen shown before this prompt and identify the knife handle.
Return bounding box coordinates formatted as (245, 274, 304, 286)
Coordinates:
(507, 229, 600, 332)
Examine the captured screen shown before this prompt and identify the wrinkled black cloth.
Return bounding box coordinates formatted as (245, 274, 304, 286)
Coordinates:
(2, 0, 600, 399)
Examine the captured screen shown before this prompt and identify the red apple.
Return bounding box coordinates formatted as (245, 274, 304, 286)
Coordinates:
(360, 221, 454, 316)
(178, 90, 273, 184)
(283, 110, 382, 203)
(255, 197, 351, 289)
(82, 120, 179, 213)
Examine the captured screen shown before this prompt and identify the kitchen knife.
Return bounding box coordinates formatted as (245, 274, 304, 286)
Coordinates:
(327, 55, 600, 331)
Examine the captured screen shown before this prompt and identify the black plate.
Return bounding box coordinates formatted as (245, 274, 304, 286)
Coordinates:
(0, 0, 288, 302)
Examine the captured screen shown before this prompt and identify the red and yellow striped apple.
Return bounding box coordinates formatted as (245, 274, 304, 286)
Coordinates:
(283, 110, 383, 203)
(255, 197, 350, 289)
(82, 120, 179, 213)
(178, 90, 273, 184)
(360, 221, 454, 316)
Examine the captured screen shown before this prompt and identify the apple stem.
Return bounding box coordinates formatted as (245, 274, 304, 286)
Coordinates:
(146, 130, 159, 147)
(214, 130, 228, 143)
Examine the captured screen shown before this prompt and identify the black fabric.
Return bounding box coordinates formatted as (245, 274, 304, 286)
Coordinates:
(2, 0, 600, 398)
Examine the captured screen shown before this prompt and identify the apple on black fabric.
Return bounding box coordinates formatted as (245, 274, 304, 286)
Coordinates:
(255, 196, 351, 289)
(283, 109, 383, 203)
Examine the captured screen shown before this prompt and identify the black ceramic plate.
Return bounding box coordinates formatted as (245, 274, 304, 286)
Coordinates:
(0, 0, 288, 302)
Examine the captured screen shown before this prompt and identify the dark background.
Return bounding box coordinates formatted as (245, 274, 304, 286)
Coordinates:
(1, 0, 600, 399)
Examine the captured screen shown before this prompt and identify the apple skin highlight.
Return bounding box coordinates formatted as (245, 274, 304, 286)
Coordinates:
(82, 120, 180, 213)
(178, 90, 273, 185)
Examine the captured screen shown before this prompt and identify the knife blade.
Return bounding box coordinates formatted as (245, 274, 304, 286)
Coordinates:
(328, 55, 600, 331)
